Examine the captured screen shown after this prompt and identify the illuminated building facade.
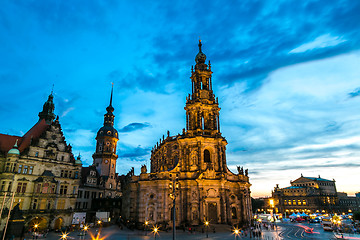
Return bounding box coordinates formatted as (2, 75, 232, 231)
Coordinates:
(0, 93, 81, 230)
(122, 41, 252, 227)
(272, 175, 339, 214)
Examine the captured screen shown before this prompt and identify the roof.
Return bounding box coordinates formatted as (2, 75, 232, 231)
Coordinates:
(19, 119, 50, 152)
(42, 170, 55, 177)
(303, 177, 333, 182)
(284, 186, 306, 189)
(0, 119, 50, 154)
(0, 134, 22, 154)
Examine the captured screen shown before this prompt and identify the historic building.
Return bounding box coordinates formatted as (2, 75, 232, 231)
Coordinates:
(75, 87, 122, 222)
(0, 93, 81, 231)
(122, 41, 252, 227)
(270, 175, 358, 214)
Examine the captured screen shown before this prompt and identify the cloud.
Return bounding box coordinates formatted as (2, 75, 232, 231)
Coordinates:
(119, 122, 151, 133)
(289, 34, 347, 53)
(118, 145, 150, 159)
(348, 87, 360, 98)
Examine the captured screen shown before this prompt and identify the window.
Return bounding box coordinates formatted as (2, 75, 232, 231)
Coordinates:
(204, 149, 211, 163)
(84, 191, 90, 199)
(91, 192, 96, 199)
(64, 170, 68, 178)
(61, 156, 64, 161)
(83, 202, 88, 209)
(61, 170, 64, 177)
(1, 181, 5, 191)
(78, 190, 83, 198)
(35, 152, 39, 157)
(35, 184, 41, 193)
(42, 183, 49, 193)
(109, 183, 112, 189)
(74, 171, 79, 179)
(60, 185, 68, 194)
(7, 183, 12, 192)
(18, 165, 23, 174)
(73, 186, 77, 195)
(69, 171, 72, 178)
(51, 184, 56, 193)
(16, 183, 27, 193)
(231, 207, 237, 219)
(57, 199, 65, 209)
(29, 166, 34, 174)
(23, 166, 28, 174)
(32, 199, 38, 209)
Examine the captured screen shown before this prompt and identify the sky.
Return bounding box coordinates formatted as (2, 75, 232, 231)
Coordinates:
(1, 0, 360, 197)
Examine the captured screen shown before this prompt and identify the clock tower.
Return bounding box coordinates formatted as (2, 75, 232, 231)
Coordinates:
(92, 85, 118, 188)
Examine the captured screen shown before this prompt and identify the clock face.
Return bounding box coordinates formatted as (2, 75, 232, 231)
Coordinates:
(105, 160, 109, 164)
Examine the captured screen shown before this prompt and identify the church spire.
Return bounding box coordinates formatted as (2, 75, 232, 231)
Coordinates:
(104, 84, 115, 127)
(38, 91, 56, 124)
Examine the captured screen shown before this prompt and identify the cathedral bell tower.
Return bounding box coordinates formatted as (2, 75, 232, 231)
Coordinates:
(185, 40, 221, 137)
(93, 85, 119, 180)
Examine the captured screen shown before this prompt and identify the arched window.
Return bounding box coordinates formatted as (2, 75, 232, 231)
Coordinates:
(231, 207, 237, 219)
(204, 150, 211, 163)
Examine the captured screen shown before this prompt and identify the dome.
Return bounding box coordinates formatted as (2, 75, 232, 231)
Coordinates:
(96, 125, 118, 139)
(8, 140, 20, 156)
(195, 51, 206, 64)
(75, 155, 82, 165)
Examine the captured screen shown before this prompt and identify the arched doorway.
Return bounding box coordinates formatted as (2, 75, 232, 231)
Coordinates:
(54, 217, 63, 230)
(207, 202, 217, 223)
(28, 217, 47, 232)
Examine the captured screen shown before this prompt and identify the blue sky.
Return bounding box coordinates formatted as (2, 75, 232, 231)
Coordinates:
(1, 0, 360, 197)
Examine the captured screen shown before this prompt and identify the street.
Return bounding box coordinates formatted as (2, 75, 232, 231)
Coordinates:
(25, 221, 360, 240)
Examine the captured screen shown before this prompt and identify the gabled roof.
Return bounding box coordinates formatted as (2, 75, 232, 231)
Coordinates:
(42, 170, 55, 177)
(0, 119, 50, 154)
(19, 119, 50, 152)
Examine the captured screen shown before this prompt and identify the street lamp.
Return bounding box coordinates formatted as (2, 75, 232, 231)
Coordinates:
(169, 174, 179, 240)
(144, 220, 149, 235)
(204, 220, 210, 238)
(60, 232, 68, 240)
(152, 226, 159, 240)
(233, 228, 240, 240)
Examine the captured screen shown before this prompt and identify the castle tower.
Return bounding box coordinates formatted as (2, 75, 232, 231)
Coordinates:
(38, 92, 56, 124)
(92, 85, 119, 181)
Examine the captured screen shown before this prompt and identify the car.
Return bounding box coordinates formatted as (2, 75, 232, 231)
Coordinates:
(310, 217, 321, 223)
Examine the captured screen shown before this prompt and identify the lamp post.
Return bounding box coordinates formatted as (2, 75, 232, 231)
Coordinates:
(81, 225, 89, 240)
(233, 228, 240, 240)
(144, 221, 149, 235)
(169, 174, 179, 240)
(33, 224, 39, 238)
(152, 226, 159, 240)
(204, 220, 209, 238)
(60, 232, 68, 240)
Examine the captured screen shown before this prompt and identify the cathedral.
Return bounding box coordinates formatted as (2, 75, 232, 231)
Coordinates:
(122, 41, 252, 227)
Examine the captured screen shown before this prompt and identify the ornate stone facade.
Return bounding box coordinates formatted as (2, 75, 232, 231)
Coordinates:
(122, 41, 252, 227)
(0, 93, 81, 230)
